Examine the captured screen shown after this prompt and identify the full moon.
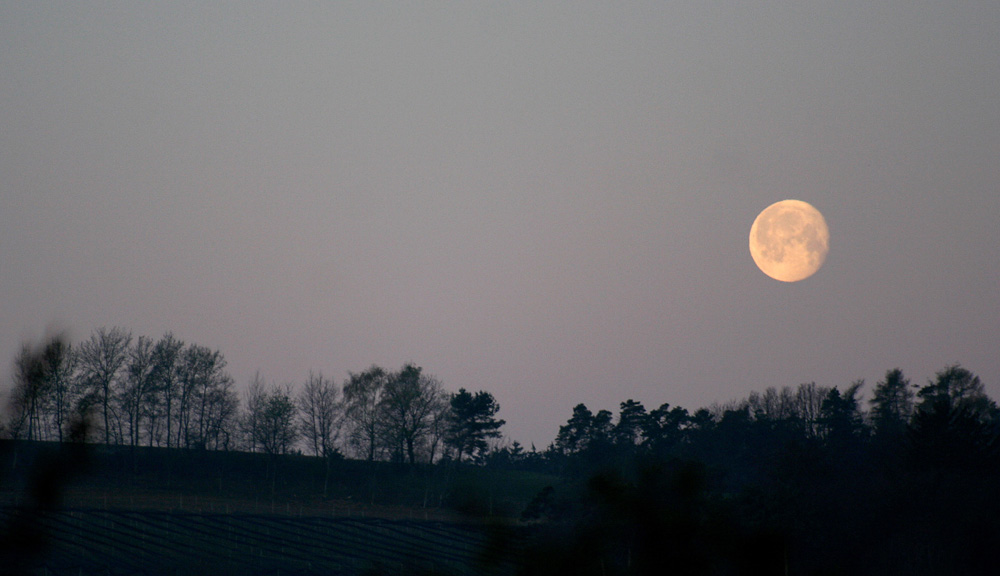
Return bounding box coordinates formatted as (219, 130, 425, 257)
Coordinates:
(749, 200, 829, 282)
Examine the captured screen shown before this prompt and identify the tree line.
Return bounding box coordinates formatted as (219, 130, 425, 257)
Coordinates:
(2, 328, 504, 465)
(6, 327, 999, 572)
(537, 364, 997, 468)
(510, 365, 1000, 575)
(6, 326, 998, 474)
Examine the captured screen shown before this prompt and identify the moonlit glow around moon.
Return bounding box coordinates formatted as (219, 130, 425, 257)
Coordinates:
(749, 200, 830, 282)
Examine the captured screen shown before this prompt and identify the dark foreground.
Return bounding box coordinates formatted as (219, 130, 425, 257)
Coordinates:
(0, 507, 519, 576)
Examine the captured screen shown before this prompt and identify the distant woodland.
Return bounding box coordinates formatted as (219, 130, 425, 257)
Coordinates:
(3, 327, 999, 575)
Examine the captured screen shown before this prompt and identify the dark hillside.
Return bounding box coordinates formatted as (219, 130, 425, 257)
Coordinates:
(0, 440, 546, 575)
(0, 508, 522, 576)
(0, 440, 555, 520)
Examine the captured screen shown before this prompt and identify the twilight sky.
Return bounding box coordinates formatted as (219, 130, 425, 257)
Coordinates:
(2, 2, 999, 447)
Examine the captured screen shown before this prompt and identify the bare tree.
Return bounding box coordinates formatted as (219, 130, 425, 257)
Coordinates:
(243, 379, 298, 455)
(426, 397, 452, 463)
(42, 338, 76, 442)
(120, 336, 156, 447)
(200, 375, 239, 450)
(747, 383, 831, 436)
(8, 343, 47, 440)
(242, 372, 267, 453)
(297, 372, 343, 497)
(343, 365, 389, 461)
(75, 327, 132, 444)
(6, 336, 77, 441)
(297, 372, 342, 457)
(794, 382, 830, 438)
(749, 386, 799, 421)
(4, 329, 239, 449)
(148, 333, 184, 447)
(379, 364, 446, 464)
(176, 344, 234, 449)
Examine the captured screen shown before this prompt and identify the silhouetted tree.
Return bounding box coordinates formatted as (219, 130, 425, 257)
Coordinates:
(42, 338, 76, 442)
(642, 403, 691, 457)
(445, 388, 505, 462)
(343, 365, 389, 461)
(902, 366, 1000, 574)
(244, 379, 298, 455)
(552, 403, 615, 471)
(819, 380, 865, 447)
(915, 364, 993, 421)
(794, 381, 827, 438)
(199, 370, 239, 451)
(7, 343, 48, 440)
(910, 365, 997, 468)
(379, 364, 446, 464)
(554, 404, 596, 455)
(120, 335, 156, 447)
(148, 332, 184, 447)
(869, 368, 913, 440)
(613, 399, 648, 449)
(687, 408, 715, 436)
(8, 337, 77, 441)
(425, 393, 452, 463)
(175, 344, 235, 449)
(75, 327, 132, 444)
(297, 371, 342, 457)
(748, 386, 796, 422)
(296, 372, 343, 496)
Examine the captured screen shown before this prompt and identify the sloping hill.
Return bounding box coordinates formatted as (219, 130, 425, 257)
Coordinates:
(0, 441, 546, 574)
(0, 440, 555, 520)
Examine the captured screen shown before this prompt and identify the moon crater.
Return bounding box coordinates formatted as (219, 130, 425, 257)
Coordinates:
(749, 200, 829, 282)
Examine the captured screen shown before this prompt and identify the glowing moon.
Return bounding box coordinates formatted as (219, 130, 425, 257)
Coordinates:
(749, 200, 829, 282)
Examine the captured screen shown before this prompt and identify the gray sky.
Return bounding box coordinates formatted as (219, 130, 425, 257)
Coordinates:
(3, 2, 999, 447)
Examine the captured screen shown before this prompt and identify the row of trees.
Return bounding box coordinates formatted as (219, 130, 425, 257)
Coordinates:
(543, 365, 997, 465)
(516, 366, 1000, 575)
(3, 328, 505, 464)
(241, 364, 503, 464)
(440, 363, 996, 478)
(6, 326, 995, 472)
(6, 328, 236, 450)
